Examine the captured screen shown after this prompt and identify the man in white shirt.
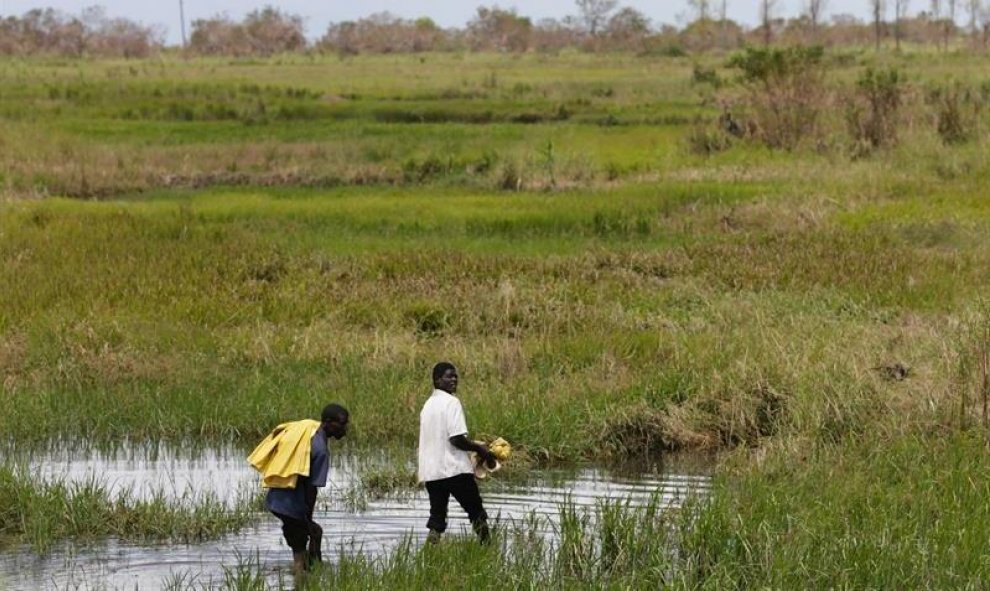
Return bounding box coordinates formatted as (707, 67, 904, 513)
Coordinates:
(418, 361, 495, 544)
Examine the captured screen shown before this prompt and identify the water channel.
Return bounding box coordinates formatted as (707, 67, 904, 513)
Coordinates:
(0, 444, 712, 590)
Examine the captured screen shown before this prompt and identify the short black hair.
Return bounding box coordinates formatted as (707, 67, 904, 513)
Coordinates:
(321, 403, 349, 423)
(432, 361, 456, 383)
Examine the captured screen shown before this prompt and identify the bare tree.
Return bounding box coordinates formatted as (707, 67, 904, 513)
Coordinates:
(805, 0, 828, 37)
(711, 0, 730, 38)
(931, 0, 944, 49)
(966, 0, 980, 35)
(604, 7, 650, 49)
(574, 0, 618, 35)
(946, 0, 958, 48)
(759, 0, 778, 45)
(687, 0, 712, 21)
(190, 7, 304, 56)
(468, 7, 532, 51)
(894, 0, 910, 50)
(871, 0, 886, 50)
(243, 8, 305, 55)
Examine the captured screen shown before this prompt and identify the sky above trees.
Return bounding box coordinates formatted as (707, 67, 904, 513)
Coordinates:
(0, 0, 945, 45)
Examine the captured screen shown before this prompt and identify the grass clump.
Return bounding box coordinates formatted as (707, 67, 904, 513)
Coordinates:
(0, 465, 258, 553)
(927, 80, 989, 145)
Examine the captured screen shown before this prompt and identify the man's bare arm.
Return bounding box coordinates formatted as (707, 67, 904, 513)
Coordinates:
(449, 434, 495, 465)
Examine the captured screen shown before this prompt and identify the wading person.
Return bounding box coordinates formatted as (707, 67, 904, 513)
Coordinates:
(248, 404, 349, 582)
(418, 361, 495, 544)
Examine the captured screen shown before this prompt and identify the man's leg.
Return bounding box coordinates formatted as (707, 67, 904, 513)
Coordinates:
(307, 520, 323, 565)
(272, 512, 311, 582)
(291, 552, 307, 585)
(449, 473, 490, 544)
(424, 478, 451, 543)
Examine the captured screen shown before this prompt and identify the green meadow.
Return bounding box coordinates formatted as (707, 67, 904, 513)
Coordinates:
(3, 50, 990, 586)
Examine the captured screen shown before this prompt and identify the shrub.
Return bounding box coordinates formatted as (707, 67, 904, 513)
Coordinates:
(686, 120, 734, 156)
(846, 67, 906, 154)
(727, 46, 829, 150)
(927, 81, 987, 145)
(691, 63, 722, 87)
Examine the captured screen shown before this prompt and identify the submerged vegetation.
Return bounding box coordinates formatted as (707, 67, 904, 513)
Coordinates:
(2, 48, 990, 586)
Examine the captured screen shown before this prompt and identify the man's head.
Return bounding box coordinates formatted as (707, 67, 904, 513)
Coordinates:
(320, 403, 349, 439)
(432, 361, 458, 394)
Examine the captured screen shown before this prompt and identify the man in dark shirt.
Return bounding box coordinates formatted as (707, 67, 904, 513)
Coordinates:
(265, 404, 349, 580)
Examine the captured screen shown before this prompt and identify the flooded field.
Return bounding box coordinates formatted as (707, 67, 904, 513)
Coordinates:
(0, 445, 710, 590)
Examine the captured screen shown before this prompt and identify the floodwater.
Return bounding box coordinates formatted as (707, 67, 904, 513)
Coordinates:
(0, 444, 712, 590)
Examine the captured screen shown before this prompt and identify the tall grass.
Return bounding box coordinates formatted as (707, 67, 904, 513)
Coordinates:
(2, 179, 990, 456)
(0, 465, 259, 553)
(2, 185, 987, 456)
(679, 430, 990, 588)
(200, 494, 689, 590)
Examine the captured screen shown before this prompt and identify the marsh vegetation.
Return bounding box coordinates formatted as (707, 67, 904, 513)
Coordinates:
(2, 47, 990, 587)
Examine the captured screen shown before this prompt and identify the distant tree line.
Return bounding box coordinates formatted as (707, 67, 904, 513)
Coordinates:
(188, 7, 305, 56)
(2, 2, 990, 58)
(0, 6, 162, 57)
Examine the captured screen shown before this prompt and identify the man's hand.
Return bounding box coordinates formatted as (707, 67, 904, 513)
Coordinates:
(450, 434, 496, 466)
(477, 444, 497, 468)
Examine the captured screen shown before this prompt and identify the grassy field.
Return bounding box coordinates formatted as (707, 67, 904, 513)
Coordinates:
(2, 50, 990, 585)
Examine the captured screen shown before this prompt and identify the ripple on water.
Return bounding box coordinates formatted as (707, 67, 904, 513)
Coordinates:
(0, 444, 712, 590)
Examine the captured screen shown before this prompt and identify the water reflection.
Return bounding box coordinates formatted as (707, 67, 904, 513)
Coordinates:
(0, 444, 711, 590)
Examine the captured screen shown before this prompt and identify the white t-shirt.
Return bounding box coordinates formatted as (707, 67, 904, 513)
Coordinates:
(417, 389, 475, 483)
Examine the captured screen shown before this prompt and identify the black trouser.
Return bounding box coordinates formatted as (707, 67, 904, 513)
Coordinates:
(271, 511, 322, 556)
(425, 473, 488, 533)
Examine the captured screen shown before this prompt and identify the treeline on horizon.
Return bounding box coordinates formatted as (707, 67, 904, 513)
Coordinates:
(2, 1, 990, 58)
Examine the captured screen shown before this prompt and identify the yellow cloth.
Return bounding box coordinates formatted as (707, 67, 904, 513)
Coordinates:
(247, 419, 321, 489)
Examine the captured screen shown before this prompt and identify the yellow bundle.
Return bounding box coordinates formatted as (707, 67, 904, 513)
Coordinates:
(473, 437, 512, 480)
(489, 437, 511, 461)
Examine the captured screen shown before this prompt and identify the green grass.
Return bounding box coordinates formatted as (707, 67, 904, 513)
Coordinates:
(0, 176, 988, 453)
(162, 493, 693, 590)
(151, 432, 990, 590)
(681, 430, 990, 588)
(0, 465, 259, 553)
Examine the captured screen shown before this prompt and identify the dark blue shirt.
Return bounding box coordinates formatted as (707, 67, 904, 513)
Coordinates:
(265, 429, 329, 520)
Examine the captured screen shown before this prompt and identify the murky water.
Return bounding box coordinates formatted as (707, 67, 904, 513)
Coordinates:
(0, 445, 711, 590)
